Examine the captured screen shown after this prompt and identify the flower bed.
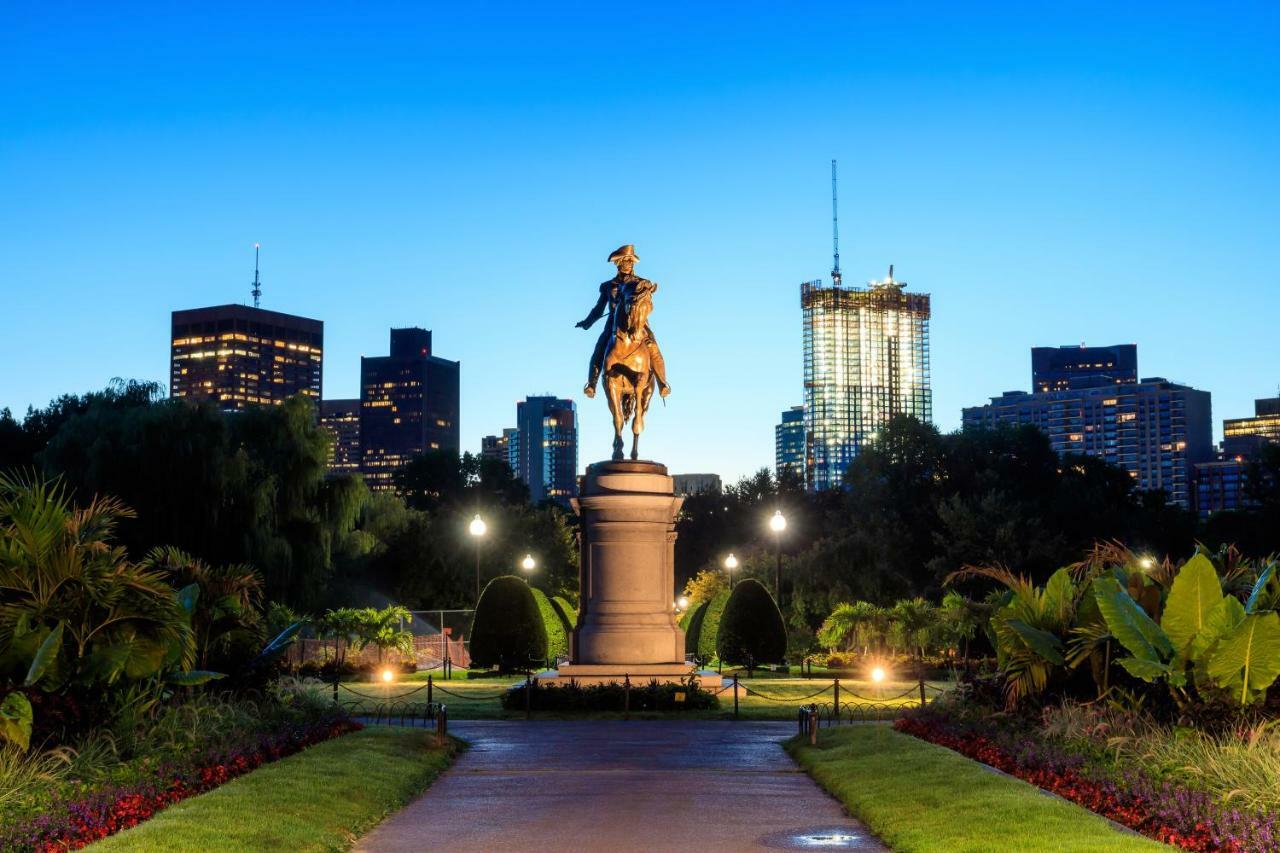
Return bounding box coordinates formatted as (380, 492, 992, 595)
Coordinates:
(894, 714, 1277, 852)
(1, 716, 362, 852)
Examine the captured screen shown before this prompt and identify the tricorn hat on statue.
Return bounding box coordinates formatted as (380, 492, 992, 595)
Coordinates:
(607, 244, 638, 264)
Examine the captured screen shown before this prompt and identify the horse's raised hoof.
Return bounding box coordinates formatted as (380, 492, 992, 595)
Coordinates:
(583, 384, 596, 399)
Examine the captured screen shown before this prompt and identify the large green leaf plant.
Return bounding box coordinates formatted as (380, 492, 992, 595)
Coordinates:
(1090, 554, 1279, 706)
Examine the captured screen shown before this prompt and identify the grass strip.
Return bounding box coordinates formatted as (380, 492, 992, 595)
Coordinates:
(90, 727, 456, 852)
(786, 726, 1166, 853)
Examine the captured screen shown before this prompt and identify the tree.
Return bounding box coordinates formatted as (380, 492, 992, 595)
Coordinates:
(468, 576, 547, 672)
(716, 579, 787, 674)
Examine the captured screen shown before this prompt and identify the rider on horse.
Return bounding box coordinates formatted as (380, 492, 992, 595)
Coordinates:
(575, 244, 671, 400)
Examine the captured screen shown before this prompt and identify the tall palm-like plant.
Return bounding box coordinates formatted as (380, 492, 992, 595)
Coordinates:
(890, 597, 938, 661)
(817, 601, 882, 655)
(141, 546, 264, 669)
(947, 564, 1078, 708)
(0, 473, 192, 691)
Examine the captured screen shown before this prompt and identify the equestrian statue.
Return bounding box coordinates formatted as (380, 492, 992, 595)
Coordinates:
(575, 244, 670, 461)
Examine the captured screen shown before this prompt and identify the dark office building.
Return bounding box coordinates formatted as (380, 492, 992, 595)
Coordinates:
(512, 396, 578, 505)
(1195, 396, 1280, 518)
(775, 405, 805, 482)
(320, 399, 361, 475)
(1031, 344, 1137, 393)
(963, 353, 1212, 507)
(170, 305, 323, 410)
(359, 328, 460, 491)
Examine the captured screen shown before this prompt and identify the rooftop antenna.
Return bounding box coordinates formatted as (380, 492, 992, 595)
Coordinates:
(830, 159, 842, 286)
(250, 243, 262, 308)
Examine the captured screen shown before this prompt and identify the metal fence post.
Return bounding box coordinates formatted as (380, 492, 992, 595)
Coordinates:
(436, 704, 448, 747)
(808, 706, 819, 745)
(427, 673, 433, 705)
(919, 676, 927, 708)
(525, 673, 532, 720)
(833, 677, 840, 721)
(732, 673, 739, 719)
(624, 674, 631, 719)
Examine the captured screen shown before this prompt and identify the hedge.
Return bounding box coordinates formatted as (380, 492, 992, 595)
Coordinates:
(717, 578, 786, 669)
(530, 587, 569, 662)
(469, 576, 548, 671)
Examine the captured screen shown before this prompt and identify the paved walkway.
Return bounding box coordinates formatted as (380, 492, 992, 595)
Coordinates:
(356, 721, 885, 853)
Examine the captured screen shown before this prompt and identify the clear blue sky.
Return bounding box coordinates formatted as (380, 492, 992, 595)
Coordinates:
(2, 3, 1277, 482)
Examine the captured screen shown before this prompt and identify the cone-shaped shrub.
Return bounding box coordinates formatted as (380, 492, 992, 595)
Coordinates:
(530, 587, 570, 662)
(696, 590, 731, 661)
(717, 579, 786, 671)
(683, 600, 709, 655)
(469, 576, 548, 672)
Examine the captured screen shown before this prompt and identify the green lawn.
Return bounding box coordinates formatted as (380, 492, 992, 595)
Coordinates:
(787, 726, 1166, 853)
(335, 675, 951, 720)
(90, 727, 456, 852)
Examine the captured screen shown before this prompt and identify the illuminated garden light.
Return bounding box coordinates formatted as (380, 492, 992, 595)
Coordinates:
(381, 668, 394, 683)
(871, 666, 886, 683)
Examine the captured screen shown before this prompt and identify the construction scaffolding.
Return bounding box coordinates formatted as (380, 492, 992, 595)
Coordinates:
(801, 271, 931, 491)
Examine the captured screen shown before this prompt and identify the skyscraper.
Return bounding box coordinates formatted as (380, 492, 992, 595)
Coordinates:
(359, 328, 460, 491)
(801, 268, 931, 491)
(963, 351, 1212, 508)
(508, 396, 578, 505)
(775, 405, 805, 482)
(320, 399, 361, 475)
(170, 304, 323, 410)
(1031, 344, 1138, 392)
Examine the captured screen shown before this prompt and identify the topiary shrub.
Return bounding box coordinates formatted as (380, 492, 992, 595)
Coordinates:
(697, 590, 731, 662)
(717, 579, 786, 673)
(469, 576, 548, 673)
(682, 600, 709, 655)
(550, 596, 578, 629)
(530, 587, 570, 663)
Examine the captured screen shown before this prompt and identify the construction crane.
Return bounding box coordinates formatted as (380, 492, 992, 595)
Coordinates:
(830, 159, 842, 286)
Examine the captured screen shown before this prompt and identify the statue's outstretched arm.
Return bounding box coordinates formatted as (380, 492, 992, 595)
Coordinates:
(576, 291, 609, 329)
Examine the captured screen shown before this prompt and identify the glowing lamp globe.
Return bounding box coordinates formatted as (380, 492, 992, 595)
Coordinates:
(469, 514, 486, 537)
(871, 667, 886, 683)
(521, 554, 536, 571)
(381, 668, 394, 683)
(724, 553, 738, 570)
(769, 510, 787, 533)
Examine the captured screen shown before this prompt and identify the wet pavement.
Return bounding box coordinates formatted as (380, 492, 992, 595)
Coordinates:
(355, 721, 886, 853)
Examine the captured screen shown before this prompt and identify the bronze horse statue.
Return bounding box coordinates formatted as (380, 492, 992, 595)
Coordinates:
(603, 281, 658, 461)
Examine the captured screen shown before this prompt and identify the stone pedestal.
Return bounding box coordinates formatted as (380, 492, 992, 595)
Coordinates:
(536, 460, 719, 689)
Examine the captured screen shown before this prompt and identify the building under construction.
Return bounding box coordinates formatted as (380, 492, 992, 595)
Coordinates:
(795, 160, 931, 489)
(801, 270, 932, 491)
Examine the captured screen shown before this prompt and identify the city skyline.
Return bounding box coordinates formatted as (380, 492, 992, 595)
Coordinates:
(4, 3, 1279, 482)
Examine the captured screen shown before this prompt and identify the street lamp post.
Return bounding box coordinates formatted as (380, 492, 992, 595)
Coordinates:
(724, 552, 739, 588)
(520, 553, 536, 584)
(469, 514, 487, 605)
(769, 510, 786, 603)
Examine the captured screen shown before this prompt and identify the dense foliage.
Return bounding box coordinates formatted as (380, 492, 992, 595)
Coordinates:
(530, 587, 570, 663)
(675, 416, 1280, 658)
(951, 546, 1280, 710)
(468, 577, 548, 672)
(716, 579, 786, 671)
(0, 383, 579, 613)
